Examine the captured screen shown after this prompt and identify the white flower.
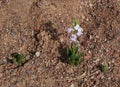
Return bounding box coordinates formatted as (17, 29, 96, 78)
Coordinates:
(67, 28, 74, 33)
(70, 34, 77, 42)
(74, 24, 83, 32)
(76, 29, 83, 36)
(74, 24, 83, 36)
(74, 24, 80, 30)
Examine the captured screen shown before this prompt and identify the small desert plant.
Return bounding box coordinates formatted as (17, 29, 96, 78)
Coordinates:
(67, 20, 84, 65)
(11, 53, 25, 65)
(67, 45, 84, 65)
(100, 64, 107, 72)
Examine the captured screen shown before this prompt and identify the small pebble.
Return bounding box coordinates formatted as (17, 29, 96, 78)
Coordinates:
(89, 3, 93, 7)
(35, 51, 40, 57)
(70, 84, 75, 87)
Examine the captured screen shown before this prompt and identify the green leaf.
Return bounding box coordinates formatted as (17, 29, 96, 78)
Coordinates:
(12, 53, 25, 64)
(18, 54, 24, 59)
(12, 53, 18, 58)
(73, 20, 79, 26)
(75, 54, 81, 65)
(70, 54, 76, 59)
(78, 52, 84, 58)
(69, 54, 81, 66)
(67, 47, 72, 57)
(67, 47, 69, 56)
(73, 46, 78, 54)
(101, 64, 107, 72)
(17, 54, 25, 64)
(69, 54, 75, 65)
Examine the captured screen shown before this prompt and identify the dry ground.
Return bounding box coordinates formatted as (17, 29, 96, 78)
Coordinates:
(0, 0, 120, 87)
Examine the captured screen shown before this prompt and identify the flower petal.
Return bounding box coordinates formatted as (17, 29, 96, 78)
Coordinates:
(70, 34, 77, 42)
(78, 27, 83, 32)
(74, 24, 83, 32)
(74, 24, 80, 30)
(67, 28, 74, 33)
(76, 30, 83, 36)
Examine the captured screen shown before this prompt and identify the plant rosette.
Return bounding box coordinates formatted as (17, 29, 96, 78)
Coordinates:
(12, 53, 25, 65)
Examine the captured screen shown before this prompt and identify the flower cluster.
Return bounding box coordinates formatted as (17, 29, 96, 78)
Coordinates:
(67, 23, 83, 43)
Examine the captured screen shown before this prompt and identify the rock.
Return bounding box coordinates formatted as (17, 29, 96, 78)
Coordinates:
(70, 84, 75, 87)
(35, 51, 40, 57)
(89, 3, 93, 7)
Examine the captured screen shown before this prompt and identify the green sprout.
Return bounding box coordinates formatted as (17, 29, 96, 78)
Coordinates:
(67, 45, 84, 66)
(73, 19, 79, 26)
(11, 53, 25, 65)
(101, 64, 107, 72)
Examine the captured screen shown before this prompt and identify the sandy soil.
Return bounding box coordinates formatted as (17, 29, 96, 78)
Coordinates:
(0, 0, 120, 87)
